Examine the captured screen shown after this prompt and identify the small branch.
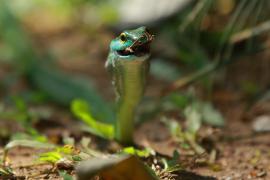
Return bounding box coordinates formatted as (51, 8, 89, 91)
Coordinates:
(161, 62, 218, 96)
(185, 133, 205, 155)
(179, 0, 211, 32)
(230, 20, 270, 44)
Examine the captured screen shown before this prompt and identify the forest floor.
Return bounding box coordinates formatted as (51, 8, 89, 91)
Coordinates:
(1, 95, 269, 179)
(0, 27, 270, 180)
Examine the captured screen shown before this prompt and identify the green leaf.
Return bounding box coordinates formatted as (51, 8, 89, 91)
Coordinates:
(121, 147, 154, 158)
(31, 66, 115, 124)
(59, 170, 74, 180)
(161, 117, 184, 140)
(201, 103, 224, 127)
(162, 150, 182, 171)
(4, 140, 55, 151)
(11, 96, 27, 112)
(184, 105, 202, 134)
(38, 145, 82, 164)
(0, 1, 37, 71)
(0, 166, 14, 177)
(3, 140, 55, 164)
(71, 99, 114, 139)
(168, 120, 182, 138)
(39, 151, 62, 164)
(72, 155, 82, 162)
(167, 93, 190, 109)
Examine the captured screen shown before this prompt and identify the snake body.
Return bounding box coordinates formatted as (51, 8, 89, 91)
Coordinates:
(113, 58, 149, 144)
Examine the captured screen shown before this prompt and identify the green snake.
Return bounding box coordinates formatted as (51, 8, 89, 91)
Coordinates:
(106, 27, 154, 144)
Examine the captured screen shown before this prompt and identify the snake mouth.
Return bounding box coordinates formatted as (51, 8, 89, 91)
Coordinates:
(116, 42, 151, 57)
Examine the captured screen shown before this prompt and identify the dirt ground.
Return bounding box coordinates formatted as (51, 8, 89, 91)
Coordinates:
(1, 98, 270, 179)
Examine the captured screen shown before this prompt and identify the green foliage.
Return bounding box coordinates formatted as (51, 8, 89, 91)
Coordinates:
(0, 166, 14, 177)
(4, 140, 55, 151)
(200, 102, 225, 127)
(3, 139, 55, 164)
(38, 145, 80, 164)
(71, 99, 114, 139)
(0, 96, 48, 142)
(162, 117, 205, 154)
(164, 119, 184, 140)
(184, 105, 202, 134)
(32, 66, 115, 123)
(10, 132, 47, 143)
(185, 101, 224, 128)
(163, 91, 224, 128)
(156, 0, 268, 100)
(0, 1, 37, 72)
(166, 93, 191, 109)
(162, 118, 184, 139)
(0, 1, 115, 124)
(121, 147, 154, 158)
(39, 151, 62, 164)
(59, 170, 74, 180)
(162, 150, 182, 172)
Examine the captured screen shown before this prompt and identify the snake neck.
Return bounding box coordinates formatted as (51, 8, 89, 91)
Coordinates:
(111, 57, 149, 144)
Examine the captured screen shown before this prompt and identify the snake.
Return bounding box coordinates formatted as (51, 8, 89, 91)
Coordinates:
(105, 26, 154, 144)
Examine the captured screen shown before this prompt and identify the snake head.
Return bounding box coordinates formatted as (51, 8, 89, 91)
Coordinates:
(110, 26, 154, 60)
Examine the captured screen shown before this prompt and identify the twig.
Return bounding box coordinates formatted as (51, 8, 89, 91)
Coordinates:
(179, 0, 212, 32)
(230, 20, 270, 44)
(185, 133, 205, 155)
(161, 61, 218, 96)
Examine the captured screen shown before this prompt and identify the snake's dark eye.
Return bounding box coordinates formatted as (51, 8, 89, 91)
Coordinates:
(120, 33, 127, 42)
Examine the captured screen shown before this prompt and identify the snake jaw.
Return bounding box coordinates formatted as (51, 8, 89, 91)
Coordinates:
(116, 41, 151, 57)
(116, 30, 154, 58)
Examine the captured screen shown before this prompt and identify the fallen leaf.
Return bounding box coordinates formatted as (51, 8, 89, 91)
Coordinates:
(76, 155, 158, 180)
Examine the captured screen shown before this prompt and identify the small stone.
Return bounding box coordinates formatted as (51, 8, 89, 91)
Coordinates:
(252, 115, 270, 132)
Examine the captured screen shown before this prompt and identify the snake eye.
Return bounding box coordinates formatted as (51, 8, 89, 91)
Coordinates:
(120, 33, 127, 42)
